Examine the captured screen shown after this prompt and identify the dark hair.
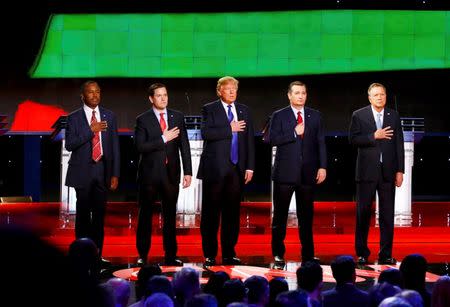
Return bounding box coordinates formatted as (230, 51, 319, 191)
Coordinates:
(269, 278, 289, 306)
(297, 260, 323, 292)
(288, 81, 307, 93)
(80, 80, 99, 93)
(244, 275, 269, 305)
(221, 279, 246, 306)
(148, 83, 166, 97)
(330, 255, 356, 284)
(275, 290, 309, 307)
(399, 254, 428, 291)
(378, 268, 403, 288)
(136, 264, 162, 298)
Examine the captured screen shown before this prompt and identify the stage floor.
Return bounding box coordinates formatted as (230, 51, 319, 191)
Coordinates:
(1, 201, 449, 287)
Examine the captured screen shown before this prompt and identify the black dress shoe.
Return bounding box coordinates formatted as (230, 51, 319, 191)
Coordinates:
(357, 256, 368, 265)
(273, 256, 286, 270)
(137, 258, 147, 266)
(100, 257, 111, 267)
(203, 257, 216, 268)
(164, 257, 183, 266)
(223, 256, 242, 265)
(378, 257, 397, 265)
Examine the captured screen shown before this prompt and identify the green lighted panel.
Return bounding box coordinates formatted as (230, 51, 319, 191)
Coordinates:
(30, 10, 450, 78)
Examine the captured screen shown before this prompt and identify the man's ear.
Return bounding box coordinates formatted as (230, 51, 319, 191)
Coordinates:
(80, 94, 84, 102)
(148, 96, 153, 104)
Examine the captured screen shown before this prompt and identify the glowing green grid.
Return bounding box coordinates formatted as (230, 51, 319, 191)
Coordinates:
(30, 10, 450, 78)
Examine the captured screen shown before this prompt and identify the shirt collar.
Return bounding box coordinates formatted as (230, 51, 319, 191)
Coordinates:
(221, 100, 235, 109)
(153, 107, 167, 118)
(83, 104, 99, 115)
(291, 106, 304, 116)
(371, 105, 384, 117)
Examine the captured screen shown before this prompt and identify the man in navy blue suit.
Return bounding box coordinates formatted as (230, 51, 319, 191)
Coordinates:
(349, 83, 404, 265)
(134, 83, 192, 266)
(197, 76, 255, 268)
(269, 81, 327, 269)
(65, 81, 120, 265)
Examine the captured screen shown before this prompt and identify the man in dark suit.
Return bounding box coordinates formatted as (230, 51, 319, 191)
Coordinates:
(65, 80, 120, 265)
(197, 76, 255, 267)
(134, 83, 192, 266)
(322, 255, 369, 307)
(269, 81, 327, 269)
(349, 83, 404, 265)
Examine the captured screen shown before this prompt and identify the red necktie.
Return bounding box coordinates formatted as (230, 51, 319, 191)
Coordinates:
(160, 113, 167, 132)
(297, 111, 304, 139)
(91, 110, 102, 162)
(160, 113, 168, 164)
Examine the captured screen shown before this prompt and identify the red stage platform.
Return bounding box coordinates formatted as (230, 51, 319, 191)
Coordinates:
(2, 201, 449, 265)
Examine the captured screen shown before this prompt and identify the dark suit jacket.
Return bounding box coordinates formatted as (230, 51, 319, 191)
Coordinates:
(65, 106, 120, 188)
(349, 105, 404, 182)
(322, 283, 369, 307)
(135, 108, 192, 185)
(269, 106, 327, 185)
(197, 100, 255, 182)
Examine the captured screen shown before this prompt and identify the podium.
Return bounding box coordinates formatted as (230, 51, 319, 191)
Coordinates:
(176, 116, 203, 218)
(51, 116, 77, 213)
(376, 117, 424, 226)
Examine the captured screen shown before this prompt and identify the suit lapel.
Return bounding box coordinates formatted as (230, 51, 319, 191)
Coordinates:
(215, 100, 229, 124)
(167, 109, 175, 129)
(383, 108, 393, 129)
(286, 106, 296, 128)
(235, 103, 243, 121)
(364, 106, 377, 130)
(99, 107, 107, 143)
(149, 110, 161, 131)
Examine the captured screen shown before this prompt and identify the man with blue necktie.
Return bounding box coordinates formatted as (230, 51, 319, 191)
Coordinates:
(349, 83, 404, 265)
(198, 76, 255, 268)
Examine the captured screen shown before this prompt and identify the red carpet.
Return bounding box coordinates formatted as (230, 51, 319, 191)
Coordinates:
(3, 201, 448, 264)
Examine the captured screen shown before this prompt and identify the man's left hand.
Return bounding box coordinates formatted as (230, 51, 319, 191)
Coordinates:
(316, 168, 326, 184)
(110, 176, 119, 191)
(183, 175, 192, 188)
(244, 170, 253, 184)
(395, 172, 403, 187)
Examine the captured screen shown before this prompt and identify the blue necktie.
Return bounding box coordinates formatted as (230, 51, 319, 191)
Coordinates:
(376, 113, 383, 162)
(228, 105, 238, 165)
(376, 113, 382, 130)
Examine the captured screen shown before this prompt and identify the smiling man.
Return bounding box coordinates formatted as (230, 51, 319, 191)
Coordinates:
(269, 81, 327, 270)
(349, 82, 404, 265)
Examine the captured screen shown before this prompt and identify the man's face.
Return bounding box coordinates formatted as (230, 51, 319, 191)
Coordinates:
(218, 81, 238, 104)
(150, 87, 168, 111)
(368, 86, 386, 111)
(81, 82, 101, 109)
(288, 85, 307, 108)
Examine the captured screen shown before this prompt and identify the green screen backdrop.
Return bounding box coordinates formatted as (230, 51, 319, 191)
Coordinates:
(30, 10, 450, 78)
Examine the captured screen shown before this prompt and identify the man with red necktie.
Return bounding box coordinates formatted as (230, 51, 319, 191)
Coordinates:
(269, 81, 327, 270)
(134, 83, 192, 266)
(65, 80, 120, 267)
